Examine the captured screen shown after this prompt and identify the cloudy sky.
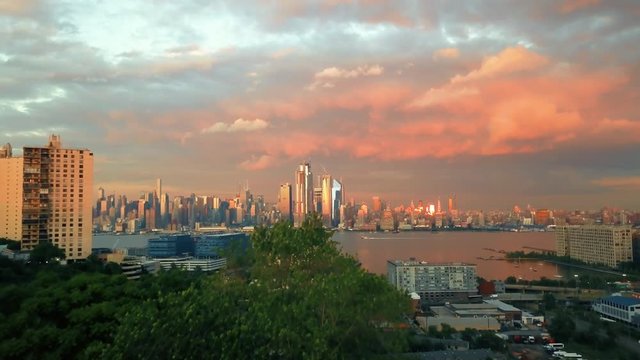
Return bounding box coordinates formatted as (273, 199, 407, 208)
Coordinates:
(2, 0, 640, 209)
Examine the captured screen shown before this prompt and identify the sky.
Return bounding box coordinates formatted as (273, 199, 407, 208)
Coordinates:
(1, 0, 640, 210)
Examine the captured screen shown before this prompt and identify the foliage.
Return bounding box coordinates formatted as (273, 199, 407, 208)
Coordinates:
(0, 214, 412, 359)
(542, 293, 556, 311)
(548, 311, 576, 342)
(106, 215, 411, 359)
(0, 238, 20, 251)
(28, 241, 65, 264)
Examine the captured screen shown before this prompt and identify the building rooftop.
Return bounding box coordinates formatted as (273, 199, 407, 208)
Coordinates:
(388, 260, 476, 267)
(484, 299, 522, 312)
(600, 295, 640, 307)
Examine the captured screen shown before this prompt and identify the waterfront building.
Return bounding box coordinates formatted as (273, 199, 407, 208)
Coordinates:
(294, 162, 313, 226)
(592, 296, 640, 326)
(534, 209, 552, 226)
(556, 225, 633, 267)
(194, 233, 247, 258)
(155, 256, 226, 272)
(380, 209, 394, 231)
(278, 183, 293, 222)
(387, 259, 478, 303)
(331, 179, 343, 227)
(147, 234, 194, 258)
(0, 135, 94, 261)
(321, 174, 332, 227)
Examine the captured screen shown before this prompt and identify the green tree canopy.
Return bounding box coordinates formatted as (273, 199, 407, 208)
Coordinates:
(105, 215, 411, 359)
(29, 241, 65, 265)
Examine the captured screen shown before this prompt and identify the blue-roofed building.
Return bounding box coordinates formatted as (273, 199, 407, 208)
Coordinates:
(148, 234, 195, 258)
(194, 233, 248, 258)
(592, 295, 640, 327)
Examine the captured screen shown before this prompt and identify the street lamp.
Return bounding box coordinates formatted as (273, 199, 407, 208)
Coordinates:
(574, 274, 579, 295)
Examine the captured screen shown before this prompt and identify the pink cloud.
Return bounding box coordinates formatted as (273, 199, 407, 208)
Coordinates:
(239, 155, 277, 171)
(451, 46, 548, 84)
(307, 64, 384, 90)
(432, 47, 460, 60)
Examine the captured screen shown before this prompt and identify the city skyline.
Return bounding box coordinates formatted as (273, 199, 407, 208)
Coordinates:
(2, 1, 640, 209)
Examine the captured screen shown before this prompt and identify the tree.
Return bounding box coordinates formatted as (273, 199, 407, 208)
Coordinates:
(549, 311, 576, 342)
(104, 214, 412, 359)
(0, 238, 20, 251)
(28, 241, 65, 265)
(505, 276, 517, 284)
(543, 293, 556, 311)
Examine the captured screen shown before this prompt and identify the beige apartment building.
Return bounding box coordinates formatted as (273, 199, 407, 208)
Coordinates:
(556, 225, 633, 267)
(0, 136, 93, 261)
(0, 144, 23, 240)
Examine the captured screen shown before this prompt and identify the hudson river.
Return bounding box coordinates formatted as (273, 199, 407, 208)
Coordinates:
(94, 230, 567, 281)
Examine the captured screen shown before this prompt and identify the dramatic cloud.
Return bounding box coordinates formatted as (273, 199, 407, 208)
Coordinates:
(451, 46, 548, 84)
(201, 118, 269, 134)
(307, 65, 384, 90)
(2, 1, 640, 208)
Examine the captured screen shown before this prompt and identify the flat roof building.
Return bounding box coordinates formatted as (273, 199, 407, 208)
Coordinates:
(0, 136, 94, 261)
(388, 259, 478, 303)
(592, 295, 640, 327)
(556, 225, 632, 267)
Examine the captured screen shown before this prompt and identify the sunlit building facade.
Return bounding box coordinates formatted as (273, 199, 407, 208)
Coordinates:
(321, 174, 332, 227)
(556, 225, 633, 267)
(387, 260, 478, 303)
(0, 135, 94, 261)
(294, 162, 313, 226)
(278, 183, 293, 222)
(0, 146, 23, 241)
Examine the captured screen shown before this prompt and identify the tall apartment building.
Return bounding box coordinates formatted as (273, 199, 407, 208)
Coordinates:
(321, 174, 332, 228)
(556, 225, 633, 267)
(0, 144, 23, 240)
(387, 259, 478, 303)
(0, 135, 94, 261)
(278, 183, 292, 222)
(294, 162, 313, 226)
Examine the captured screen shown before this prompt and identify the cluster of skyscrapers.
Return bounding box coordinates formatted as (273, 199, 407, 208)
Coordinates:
(277, 162, 344, 228)
(0, 136, 94, 261)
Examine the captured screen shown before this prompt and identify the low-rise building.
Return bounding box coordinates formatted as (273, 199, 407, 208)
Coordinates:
(155, 256, 227, 272)
(592, 295, 640, 326)
(387, 259, 478, 303)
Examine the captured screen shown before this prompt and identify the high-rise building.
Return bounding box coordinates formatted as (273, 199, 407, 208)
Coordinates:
(331, 179, 343, 227)
(321, 174, 332, 228)
(0, 143, 12, 158)
(0, 147, 23, 241)
(387, 259, 478, 303)
(448, 193, 457, 213)
(294, 162, 313, 226)
(372, 196, 382, 213)
(556, 225, 633, 267)
(156, 178, 162, 201)
(0, 135, 94, 261)
(278, 183, 293, 222)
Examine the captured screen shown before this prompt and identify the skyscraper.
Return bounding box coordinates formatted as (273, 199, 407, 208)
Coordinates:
(321, 174, 332, 228)
(294, 162, 313, 226)
(278, 183, 293, 222)
(331, 179, 343, 227)
(0, 135, 94, 261)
